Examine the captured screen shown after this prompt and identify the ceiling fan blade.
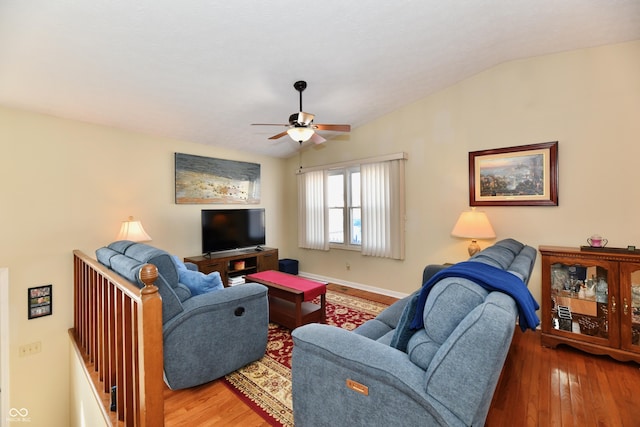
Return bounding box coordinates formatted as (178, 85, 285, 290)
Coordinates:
(297, 112, 315, 125)
(313, 124, 351, 132)
(269, 130, 289, 140)
(310, 132, 326, 144)
(252, 123, 288, 126)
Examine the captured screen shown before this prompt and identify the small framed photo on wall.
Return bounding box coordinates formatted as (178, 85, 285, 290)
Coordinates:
(28, 284, 52, 319)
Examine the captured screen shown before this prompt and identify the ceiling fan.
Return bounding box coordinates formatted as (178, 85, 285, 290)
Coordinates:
(252, 80, 351, 144)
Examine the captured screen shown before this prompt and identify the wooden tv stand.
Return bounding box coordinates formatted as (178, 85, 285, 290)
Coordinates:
(184, 247, 278, 287)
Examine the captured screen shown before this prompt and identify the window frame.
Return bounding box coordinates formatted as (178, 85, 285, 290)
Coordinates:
(327, 166, 361, 251)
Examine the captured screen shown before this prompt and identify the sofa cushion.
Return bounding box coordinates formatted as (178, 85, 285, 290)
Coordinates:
(122, 243, 180, 286)
(422, 280, 487, 344)
(171, 255, 225, 297)
(470, 245, 515, 269)
(95, 247, 120, 268)
(109, 254, 145, 284)
(402, 280, 487, 368)
(406, 329, 439, 370)
(108, 240, 136, 254)
(507, 246, 537, 284)
(492, 237, 524, 254)
(178, 269, 224, 295)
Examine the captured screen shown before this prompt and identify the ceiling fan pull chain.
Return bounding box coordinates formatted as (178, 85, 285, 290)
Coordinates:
(298, 141, 303, 170)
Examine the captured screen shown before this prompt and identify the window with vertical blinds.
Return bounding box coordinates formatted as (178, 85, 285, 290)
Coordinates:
(297, 153, 406, 259)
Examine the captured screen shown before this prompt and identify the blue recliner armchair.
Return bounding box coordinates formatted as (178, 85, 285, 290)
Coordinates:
(96, 240, 269, 390)
(291, 238, 538, 426)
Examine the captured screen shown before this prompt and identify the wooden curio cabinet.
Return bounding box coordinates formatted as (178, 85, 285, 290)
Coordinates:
(540, 246, 640, 363)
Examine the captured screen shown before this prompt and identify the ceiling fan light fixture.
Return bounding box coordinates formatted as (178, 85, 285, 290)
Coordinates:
(287, 127, 314, 143)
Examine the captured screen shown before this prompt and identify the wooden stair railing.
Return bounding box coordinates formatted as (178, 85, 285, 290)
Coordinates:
(71, 250, 164, 426)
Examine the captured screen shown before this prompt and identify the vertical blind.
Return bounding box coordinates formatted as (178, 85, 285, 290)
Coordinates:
(297, 169, 329, 250)
(360, 159, 405, 259)
(297, 154, 406, 259)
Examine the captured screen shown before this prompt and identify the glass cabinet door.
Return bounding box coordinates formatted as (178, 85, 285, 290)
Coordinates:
(620, 262, 640, 353)
(549, 260, 613, 344)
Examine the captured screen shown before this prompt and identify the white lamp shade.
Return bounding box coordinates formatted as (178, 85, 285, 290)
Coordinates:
(287, 127, 315, 143)
(451, 208, 496, 239)
(117, 216, 152, 242)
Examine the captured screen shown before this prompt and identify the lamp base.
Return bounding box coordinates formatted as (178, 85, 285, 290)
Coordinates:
(468, 239, 481, 257)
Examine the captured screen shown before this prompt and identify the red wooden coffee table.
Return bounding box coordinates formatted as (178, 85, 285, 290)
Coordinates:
(245, 270, 327, 329)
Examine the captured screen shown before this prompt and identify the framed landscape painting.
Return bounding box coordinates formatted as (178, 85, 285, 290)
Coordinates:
(175, 153, 261, 204)
(469, 141, 558, 206)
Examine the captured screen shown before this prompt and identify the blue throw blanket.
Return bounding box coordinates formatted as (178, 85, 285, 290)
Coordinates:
(410, 261, 540, 332)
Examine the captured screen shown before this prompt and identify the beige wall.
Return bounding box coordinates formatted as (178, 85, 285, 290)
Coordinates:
(1, 40, 638, 426)
(284, 40, 640, 300)
(0, 110, 286, 426)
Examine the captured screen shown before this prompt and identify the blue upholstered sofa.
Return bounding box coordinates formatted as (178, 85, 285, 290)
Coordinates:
(291, 238, 538, 426)
(96, 240, 269, 390)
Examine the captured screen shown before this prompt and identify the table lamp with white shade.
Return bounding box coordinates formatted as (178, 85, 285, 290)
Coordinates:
(451, 208, 496, 256)
(116, 216, 152, 242)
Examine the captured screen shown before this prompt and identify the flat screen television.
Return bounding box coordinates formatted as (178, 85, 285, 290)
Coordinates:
(201, 208, 266, 254)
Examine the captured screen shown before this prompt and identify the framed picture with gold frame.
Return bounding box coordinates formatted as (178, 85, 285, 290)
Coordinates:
(469, 141, 558, 206)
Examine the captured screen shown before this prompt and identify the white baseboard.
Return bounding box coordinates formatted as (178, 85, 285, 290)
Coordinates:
(298, 270, 409, 300)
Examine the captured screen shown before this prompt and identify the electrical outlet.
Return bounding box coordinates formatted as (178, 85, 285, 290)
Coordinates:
(19, 341, 41, 357)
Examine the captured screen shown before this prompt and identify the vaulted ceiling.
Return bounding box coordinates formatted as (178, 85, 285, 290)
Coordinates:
(1, 1, 639, 158)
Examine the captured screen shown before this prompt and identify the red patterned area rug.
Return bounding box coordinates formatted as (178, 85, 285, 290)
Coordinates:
(222, 290, 390, 427)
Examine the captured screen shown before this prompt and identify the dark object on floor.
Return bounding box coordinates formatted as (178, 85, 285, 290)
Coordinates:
(110, 386, 116, 412)
(279, 258, 299, 275)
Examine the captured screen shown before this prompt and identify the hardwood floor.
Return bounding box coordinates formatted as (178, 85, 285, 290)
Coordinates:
(487, 330, 640, 427)
(164, 285, 640, 426)
(163, 381, 269, 427)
